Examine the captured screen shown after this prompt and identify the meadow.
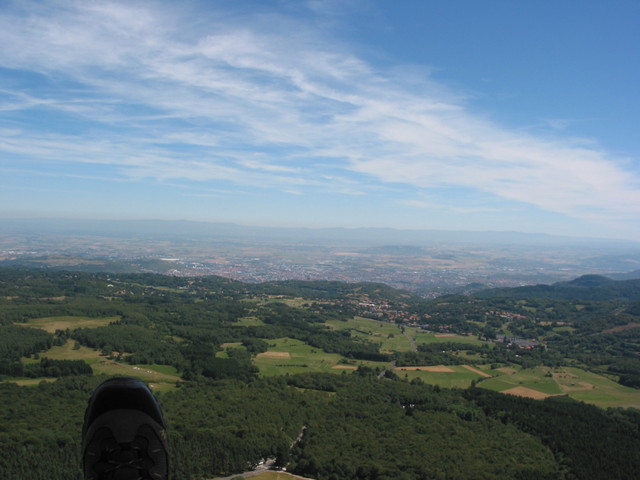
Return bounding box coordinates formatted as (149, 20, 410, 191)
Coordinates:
(394, 364, 491, 389)
(479, 365, 640, 408)
(325, 316, 412, 352)
(234, 316, 267, 327)
(252, 337, 389, 376)
(413, 330, 487, 347)
(9, 312, 640, 408)
(13, 319, 181, 391)
(325, 316, 491, 355)
(26, 339, 180, 390)
(16, 315, 119, 332)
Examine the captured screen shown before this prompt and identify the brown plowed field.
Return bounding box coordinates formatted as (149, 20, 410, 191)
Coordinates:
(256, 352, 291, 358)
(502, 386, 553, 400)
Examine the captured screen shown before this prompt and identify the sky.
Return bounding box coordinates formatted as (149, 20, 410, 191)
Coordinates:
(0, 0, 639, 240)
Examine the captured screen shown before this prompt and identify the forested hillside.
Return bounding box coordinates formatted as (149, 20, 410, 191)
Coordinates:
(1, 268, 640, 479)
(475, 274, 640, 301)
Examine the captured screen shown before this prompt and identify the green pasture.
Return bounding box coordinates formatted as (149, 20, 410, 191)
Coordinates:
(234, 316, 266, 327)
(555, 367, 640, 408)
(479, 365, 640, 408)
(136, 363, 180, 376)
(253, 337, 389, 376)
(456, 351, 485, 362)
(413, 331, 487, 347)
(217, 343, 246, 358)
(147, 285, 184, 293)
(326, 316, 412, 352)
(16, 315, 119, 333)
(89, 361, 180, 386)
(12, 378, 56, 386)
(24, 339, 104, 364)
(480, 366, 562, 395)
(552, 326, 576, 333)
(257, 296, 310, 307)
(394, 365, 490, 389)
(14, 340, 180, 391)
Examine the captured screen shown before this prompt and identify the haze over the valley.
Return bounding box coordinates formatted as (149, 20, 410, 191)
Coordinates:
(2, 219, 640, 298)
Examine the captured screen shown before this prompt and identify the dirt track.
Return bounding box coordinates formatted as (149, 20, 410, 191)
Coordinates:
(461, 365, 492, 378)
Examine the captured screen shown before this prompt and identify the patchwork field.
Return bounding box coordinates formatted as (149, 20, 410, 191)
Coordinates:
(13, 339, 180, 391)
(253, 337, 389, 376)
(395, 364, 491, 388)
(479, 366, 640, 408)
(9, 313, 640, 407)
(16, 315, 119, 332)
(325, 316, 412, 352)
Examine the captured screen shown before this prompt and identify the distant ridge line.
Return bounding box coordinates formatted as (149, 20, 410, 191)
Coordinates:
(1, 218, 637, 247)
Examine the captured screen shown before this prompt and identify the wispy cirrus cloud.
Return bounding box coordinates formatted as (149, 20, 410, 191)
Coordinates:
(0, 0, 638, 236)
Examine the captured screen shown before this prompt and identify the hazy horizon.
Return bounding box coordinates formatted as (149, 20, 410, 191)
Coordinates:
(4, 216, 640, 297)
(3, 216, 640, 247)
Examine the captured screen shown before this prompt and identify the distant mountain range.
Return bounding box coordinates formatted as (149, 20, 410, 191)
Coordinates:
(475, 274, 640, 301)
(0, 255, 179, 274)
(2, 218, 639, 248)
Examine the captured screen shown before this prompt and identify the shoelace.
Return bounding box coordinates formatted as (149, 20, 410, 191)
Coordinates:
(96, 438, 153, 480)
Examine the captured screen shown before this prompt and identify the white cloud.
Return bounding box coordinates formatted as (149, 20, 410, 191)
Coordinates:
(0, 1, 638, 235)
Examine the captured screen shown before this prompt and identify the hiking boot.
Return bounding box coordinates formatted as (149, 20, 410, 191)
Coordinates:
(82, 377, 169, 480)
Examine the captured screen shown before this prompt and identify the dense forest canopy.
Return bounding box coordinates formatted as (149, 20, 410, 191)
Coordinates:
(1, 267, 640, 480)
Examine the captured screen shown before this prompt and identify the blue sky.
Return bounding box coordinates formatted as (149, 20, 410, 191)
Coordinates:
(1, 0, 639, 240)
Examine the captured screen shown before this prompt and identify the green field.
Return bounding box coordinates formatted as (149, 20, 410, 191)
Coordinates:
(217, 343, 246, 358)
(248, 296, 311, 308)
(234, 316, 266, 327)
(23, 339, 102, 364)
(10, 313, 640, 407)
(479, 365, 640, 408)
(16, 315, 119, 333)
(12, 340, 181, 391)
(480, 366, 562, 395)
(395, 364, 492, 389)
(12, 378, 56, 386)
(413, 331, 488, 347)
(91, 361, 180, 389)
(253, 337, 389, 376)
(325, 316, 412, 352)
(11, 314, 180, 390)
